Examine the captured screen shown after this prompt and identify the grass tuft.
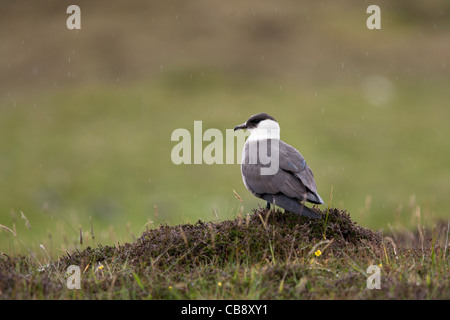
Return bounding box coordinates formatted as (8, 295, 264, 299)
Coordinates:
(1, 207, 448, 299)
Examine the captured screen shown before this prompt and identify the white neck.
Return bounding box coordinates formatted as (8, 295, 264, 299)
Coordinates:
(247, 119, 280, 142)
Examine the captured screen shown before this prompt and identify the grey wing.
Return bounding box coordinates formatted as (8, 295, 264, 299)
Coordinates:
(241, 141, 310, 201)
(242, 161, 309, 200)
(278, 141, 324, 204)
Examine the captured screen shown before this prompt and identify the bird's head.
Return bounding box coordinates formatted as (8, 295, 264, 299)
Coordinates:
(234, 113, 280, 140)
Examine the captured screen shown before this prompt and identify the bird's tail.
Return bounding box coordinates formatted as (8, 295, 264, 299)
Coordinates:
(262, 194, 321, 219)
(307, 190, 325, 205)
(296, 204, 321, 219)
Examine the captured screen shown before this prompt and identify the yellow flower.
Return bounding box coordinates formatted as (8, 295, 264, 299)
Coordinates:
(378, 263, 382, 268)
(98, 264, 104, 270)
(168, 286, 173, 290)
(218, 282, 222, 287)
(314, 250, 322, 257)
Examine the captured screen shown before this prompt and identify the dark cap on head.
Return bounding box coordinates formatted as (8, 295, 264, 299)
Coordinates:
(234, 113, 277, 131)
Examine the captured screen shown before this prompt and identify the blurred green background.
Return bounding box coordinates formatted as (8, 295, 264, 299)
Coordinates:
(1, 0, 449, 256)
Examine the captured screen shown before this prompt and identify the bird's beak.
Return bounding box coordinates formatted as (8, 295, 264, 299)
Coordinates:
(234, 123, 247, 131)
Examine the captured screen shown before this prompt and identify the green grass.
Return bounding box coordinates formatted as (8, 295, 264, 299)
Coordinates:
(0, 74, 449, 257)
(1, 208, 448, 299)
(1, 0, 449, 301)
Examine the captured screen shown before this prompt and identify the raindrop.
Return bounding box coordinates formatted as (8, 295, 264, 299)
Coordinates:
(68, 57, 71, 63)
(68, 71, 71, 77)
(341, 61, 344, 69)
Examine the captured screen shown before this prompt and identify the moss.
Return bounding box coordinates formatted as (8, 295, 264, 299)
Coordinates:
(1, 207, 448, 299)
(57, 207, 381, 272)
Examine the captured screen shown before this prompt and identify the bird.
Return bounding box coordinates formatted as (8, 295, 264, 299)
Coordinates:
(234, 113, 324, 218)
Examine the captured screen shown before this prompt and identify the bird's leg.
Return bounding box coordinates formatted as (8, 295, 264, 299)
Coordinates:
(266, 201, 271, 210)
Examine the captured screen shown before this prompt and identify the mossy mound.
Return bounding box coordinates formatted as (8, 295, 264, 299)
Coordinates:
(3, 208, 448, 300)
(58, 208, 381, 272)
